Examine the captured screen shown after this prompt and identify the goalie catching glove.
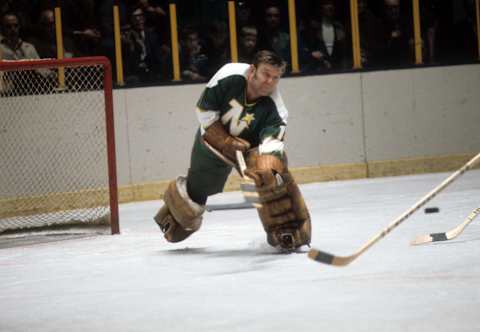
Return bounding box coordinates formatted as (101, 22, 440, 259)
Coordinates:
(244, 152, 311, 250)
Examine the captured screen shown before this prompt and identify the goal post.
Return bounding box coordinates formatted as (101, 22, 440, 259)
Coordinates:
(0, 56, 119, 235)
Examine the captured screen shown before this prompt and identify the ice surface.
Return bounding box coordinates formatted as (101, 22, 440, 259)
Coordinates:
(1, 170, 479, 332)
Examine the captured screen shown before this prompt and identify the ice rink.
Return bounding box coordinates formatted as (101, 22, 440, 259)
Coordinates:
(1, 170, 479, 332)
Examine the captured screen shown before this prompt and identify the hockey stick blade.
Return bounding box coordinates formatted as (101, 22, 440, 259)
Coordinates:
(308, 152, 480, 267)
(308, 249, 357, 266)
(410, 207, 480, 245)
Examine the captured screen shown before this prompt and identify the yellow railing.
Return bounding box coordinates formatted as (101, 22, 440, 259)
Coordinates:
(228, 1, 239, 63)
(54, 0, 65, 88)
(169, 3, 181, 81)
(113, 0, 124, 86)
(412, 0, 423, 65)
(288, 0, 300, 73)
(350, 0, 362, 69)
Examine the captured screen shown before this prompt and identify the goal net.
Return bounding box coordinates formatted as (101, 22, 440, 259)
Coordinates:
(0, 57, 119, 235)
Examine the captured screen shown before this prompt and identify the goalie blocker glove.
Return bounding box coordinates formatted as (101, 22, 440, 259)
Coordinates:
(203, 121, 251, 164)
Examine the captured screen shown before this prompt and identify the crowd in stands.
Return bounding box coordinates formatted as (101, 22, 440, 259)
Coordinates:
(0, 0, 478, 86)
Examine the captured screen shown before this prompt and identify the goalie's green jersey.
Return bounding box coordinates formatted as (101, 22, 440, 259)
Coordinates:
(195, 63, 288, 156)
(187, 63, 289, 204)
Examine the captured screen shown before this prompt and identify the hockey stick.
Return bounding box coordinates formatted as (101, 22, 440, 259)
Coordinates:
(236, 150, 262, 208)
(308, 152, 480, 266)
(410, 207, 480, 245)
(206, 201, 254, 212)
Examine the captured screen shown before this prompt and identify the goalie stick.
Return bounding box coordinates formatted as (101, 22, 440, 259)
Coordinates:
(234, 151, 285, 208)
(410, 207, 480, 245)
(206, 201, 254, 212)
(235, 150, 263, 208)
(308, 152, 480, 267)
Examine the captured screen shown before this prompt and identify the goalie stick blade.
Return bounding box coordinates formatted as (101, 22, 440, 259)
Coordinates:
(307, 249, 356, 267)
(240, 181, 257, 195)
(240, 179, 263, 207)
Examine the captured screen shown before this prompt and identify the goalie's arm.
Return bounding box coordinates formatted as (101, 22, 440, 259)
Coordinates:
(195, 86, 250, 164)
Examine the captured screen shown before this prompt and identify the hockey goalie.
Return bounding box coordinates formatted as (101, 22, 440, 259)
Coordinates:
(153, 50, 311, 250)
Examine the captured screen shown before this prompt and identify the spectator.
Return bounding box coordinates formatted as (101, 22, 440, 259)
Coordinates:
(300, 0, 349, 73)
(204, 21, 229, 77)
(97, 0, 127, 73)
(0, 12, 55, 94)
(134, 0, 167, 25)
(237, 1, 254, 30)
(29, 9, 75, 59)
(238, 25, 258, 63)
(61, 0, 102, 56)
(421, 0, 441, 64)
(0, 0, 37, 39)
(180, 26, 208, 81)
(426, 0, 477, 64)
(257, 4, 291, 67)
(450, 0, 479, 63)
(380, 0, 412, 66)
(358, 0, 384, 67)
(198, 0, 228, 26)
(0, 12, 40, 60)
(122, 7, 171, 84)
(129, 0, 169, 42)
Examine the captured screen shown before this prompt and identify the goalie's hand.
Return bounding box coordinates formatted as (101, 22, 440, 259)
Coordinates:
(244, 153, 286, 186)
(244, 168, 272, 186)
(203, 121, 250, 163)
(245, 168, 285, 188)
(223, 136, 250, 162)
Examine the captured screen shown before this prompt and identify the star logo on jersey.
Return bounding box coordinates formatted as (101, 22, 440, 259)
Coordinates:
(222, 99, 248, 136)
(241, 113, 255, 127)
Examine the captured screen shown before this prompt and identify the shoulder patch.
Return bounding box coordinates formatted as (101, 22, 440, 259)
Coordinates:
(268, 88, 288, 124)
(207, 63, 250, 88)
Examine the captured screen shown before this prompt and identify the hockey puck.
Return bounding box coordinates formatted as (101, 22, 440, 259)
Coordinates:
(424, 207, 440, 214)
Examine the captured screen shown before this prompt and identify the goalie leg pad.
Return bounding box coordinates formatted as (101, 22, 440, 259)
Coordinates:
(246, 152, 311, 249)
(259, 175, 311, 249)
(154, 176, 205, 243)
(266, 215, 312, 249)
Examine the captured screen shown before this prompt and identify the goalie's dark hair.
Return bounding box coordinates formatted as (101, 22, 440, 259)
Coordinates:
(252, 50, 286, 71)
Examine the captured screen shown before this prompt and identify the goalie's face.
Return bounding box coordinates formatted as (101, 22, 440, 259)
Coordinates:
(247, 63, 283, 98)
